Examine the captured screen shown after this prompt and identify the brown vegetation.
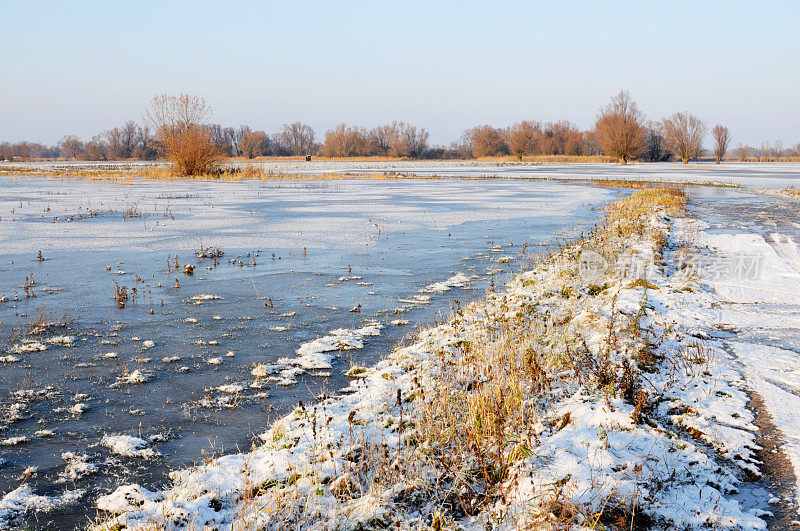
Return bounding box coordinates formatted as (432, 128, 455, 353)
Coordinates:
(466, 125, 508, 158)
(280, 122, 316, 156)
(593, 90, 647, 164)
(712, 125, 731, 164)
(662, 112, 707, 164)
(3, 92, 799, 164)
(146, 94, 221, 176)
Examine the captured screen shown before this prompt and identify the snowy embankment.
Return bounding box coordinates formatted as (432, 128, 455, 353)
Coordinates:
(92, 189, 770, 529)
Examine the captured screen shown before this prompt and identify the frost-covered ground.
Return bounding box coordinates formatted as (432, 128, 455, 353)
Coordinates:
(87, 188, 798, 530)
(3, 160, 800, 188)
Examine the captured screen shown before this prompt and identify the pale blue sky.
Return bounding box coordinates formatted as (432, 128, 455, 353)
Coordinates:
(1, 0, 798, 146)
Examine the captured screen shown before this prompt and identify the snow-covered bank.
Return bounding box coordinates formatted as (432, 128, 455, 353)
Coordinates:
(91, 189, 772, 529)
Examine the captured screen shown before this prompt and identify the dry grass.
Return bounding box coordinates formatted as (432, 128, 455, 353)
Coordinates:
(405, 188, 687, 527)
(781, 187, 800, 200)
(0, 165, 445, 182)
(475, 154, 618, 164)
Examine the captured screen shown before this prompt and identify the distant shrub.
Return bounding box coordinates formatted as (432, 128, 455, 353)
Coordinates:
(146, 94, 221, 176)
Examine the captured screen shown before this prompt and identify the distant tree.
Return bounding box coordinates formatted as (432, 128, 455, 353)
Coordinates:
(322, 124, 374, 157)
(369, 124, 394, 156)
(594, 90, 647, 164)
(103, 120, 139, 159)
(581, 131, 602, 156)
(507, 121, 540, 159)
(449, 132, 474, 159)
(58, 135, 86, 160)
(640, 122, 671, 162)
(85, 135, 109, 160)
(146, 94, 220, 176)
(385, 122, 429, 158)
(540, 120, 583, 155)
(280, 122, 315, 156)
(467, 126, 507, 158)
(238, 130, 270, 159)
(421, 145, 463, 159)
(218, 127, 238, 157)
(132, 125, 158, 160)
(734, 144, 751, 161)
(6, 141, 57, 160)
(711, 125, 731, 164)
(762, 140, 784, 159)
(662, 112, 707, 164)
(321, 124, 350, 157)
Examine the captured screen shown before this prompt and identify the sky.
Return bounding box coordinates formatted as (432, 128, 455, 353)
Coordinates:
(1, 0, 798, 147)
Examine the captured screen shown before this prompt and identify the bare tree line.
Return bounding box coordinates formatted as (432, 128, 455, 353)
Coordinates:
(1, 91, 798, 164)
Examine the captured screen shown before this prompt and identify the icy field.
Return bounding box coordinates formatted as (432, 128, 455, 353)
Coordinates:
(3, 160, 799, 188)
(0, 176, 612, 528)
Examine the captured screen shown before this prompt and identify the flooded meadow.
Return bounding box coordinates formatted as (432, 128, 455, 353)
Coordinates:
(0, 176, 614, 527)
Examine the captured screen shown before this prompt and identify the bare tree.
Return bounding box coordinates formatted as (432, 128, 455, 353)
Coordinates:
(640, 122, 671, 162)
(103, 121, 139, 159)
(662, 112, 707, 164)
(86, 135, 109, 160)
(58, 135, 86, 160)
(765, 140, 784, 158)
(238, 130, 270, 159)
(146, 94, 220, 176)
(734, 144, 751, 161)
(507, 121, 540, 160)
(280, 122, 315, 156)
(385, 122, 429, 158)
(466, 126, 507, 158)
(322, 124, 374, 157)
(594, 90, 647, 164)
(711, 125, 731, 164)
(132, 125, 157, 160)
(369, 124, 394, 156)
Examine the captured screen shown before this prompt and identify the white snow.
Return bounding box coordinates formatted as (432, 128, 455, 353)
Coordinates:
(682, 227, 800, 508)
(9, 342, 46, 354)
(0, 485, 83, 528)
(277, 321, 384, 370)
(101, 434, 157, 458)
(45, 335, 76, 345)
(59, 452, 98, 481)
(0, 436, 27, 446)
(114, 369, 152, 385)
(419, 272, 473, 293)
